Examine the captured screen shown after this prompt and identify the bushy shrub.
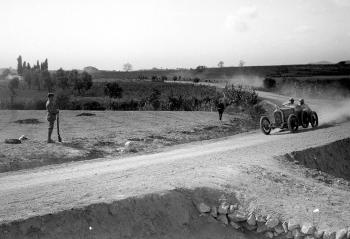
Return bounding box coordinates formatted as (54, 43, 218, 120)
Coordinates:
(223, 84, 258, 106)
(104, 82, 123, 99)
(148, 88, 161, 110)
(110, 100, 140, 110)
(263, 78, 276, 89)
(55, 90, 71, 109)
(69, 100, 83, 110)
(73, 71, 93, 95)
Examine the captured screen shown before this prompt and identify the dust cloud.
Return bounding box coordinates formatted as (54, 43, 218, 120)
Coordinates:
(224, 75, 264, 88)
(278, 82, 350, 100)
(270, 79, 350, 125)
(316, 99, 350, 125)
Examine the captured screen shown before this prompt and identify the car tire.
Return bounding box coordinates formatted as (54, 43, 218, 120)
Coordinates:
(288, 114, 298, 133)
(260, 116, 271, 135)
(310, 111, 318, 128)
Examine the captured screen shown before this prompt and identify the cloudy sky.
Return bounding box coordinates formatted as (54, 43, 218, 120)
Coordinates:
(0, 0, 350, 70)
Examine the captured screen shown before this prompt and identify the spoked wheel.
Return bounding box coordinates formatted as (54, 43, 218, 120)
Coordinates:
(310, 111, 318, 128)
(301, 110, 309, 128)
(260, 116, 271, 135)
(288, 114, 299, 133)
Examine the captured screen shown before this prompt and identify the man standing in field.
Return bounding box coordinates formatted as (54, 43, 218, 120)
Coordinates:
(46, 93, 59, 143)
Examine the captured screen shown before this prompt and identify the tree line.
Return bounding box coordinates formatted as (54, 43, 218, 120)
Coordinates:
(4, 56, 94, 108)
(13, 55, 93, 94)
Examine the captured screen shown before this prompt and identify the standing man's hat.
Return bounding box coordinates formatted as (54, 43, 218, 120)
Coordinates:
(48, 92, 54, 97)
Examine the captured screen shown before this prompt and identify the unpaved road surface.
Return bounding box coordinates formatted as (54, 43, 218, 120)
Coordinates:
(1, 119, 350, 231)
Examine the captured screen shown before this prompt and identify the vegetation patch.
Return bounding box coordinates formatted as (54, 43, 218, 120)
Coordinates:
(76, 112, 96, 117)
(13, 118, 42, 124)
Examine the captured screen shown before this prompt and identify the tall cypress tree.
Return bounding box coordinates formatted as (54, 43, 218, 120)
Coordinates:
(44, 58, 48, 70)
(17, 55, 23, 75)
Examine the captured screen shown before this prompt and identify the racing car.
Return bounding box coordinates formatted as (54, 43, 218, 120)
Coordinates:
(260, 104, 318, 135)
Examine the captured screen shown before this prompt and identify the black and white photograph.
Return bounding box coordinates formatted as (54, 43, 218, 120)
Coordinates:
(0, 0, 350, 238)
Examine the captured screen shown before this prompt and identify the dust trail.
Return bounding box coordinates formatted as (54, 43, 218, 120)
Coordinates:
(224, 75, 263, 88)
(315, 99, 350, 125)
(271, 80, 350, 125)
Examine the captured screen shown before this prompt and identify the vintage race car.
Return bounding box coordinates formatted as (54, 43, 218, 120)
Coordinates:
(260, 104, 318, 135)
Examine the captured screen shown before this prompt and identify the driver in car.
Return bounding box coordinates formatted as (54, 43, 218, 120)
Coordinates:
(299, 98, 311, 112)
(283, 97, 296, 107)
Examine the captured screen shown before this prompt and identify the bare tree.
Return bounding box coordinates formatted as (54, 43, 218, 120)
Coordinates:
(218, 61, 224, 68)
(123, 63, 133, 72)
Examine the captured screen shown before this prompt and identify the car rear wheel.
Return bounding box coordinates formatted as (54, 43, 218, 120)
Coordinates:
(288, 114, 298, 133)
(260, 116, 271, 135)
(310, 111, 318, 128)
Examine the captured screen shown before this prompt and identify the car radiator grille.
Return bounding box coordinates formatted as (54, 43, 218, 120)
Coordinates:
(274, 111, 282, 125)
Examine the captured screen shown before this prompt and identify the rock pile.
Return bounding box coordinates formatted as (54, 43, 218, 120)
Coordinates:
(195, 201, 350, 239)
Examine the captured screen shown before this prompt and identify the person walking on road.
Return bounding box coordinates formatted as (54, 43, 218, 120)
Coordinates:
(217, 97, 226, 121)
(46, 93, 59, 143)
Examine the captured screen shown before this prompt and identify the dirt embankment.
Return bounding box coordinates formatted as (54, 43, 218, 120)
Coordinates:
(285, 138, 350, 181)
(0, 188, 259, 239)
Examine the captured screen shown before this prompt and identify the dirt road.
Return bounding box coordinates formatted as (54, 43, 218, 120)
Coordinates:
(1, 118, 350, 230)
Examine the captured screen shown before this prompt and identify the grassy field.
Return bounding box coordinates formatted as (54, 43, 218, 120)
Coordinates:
(0, 79, 222, 110)
(0, 109, 257, 173)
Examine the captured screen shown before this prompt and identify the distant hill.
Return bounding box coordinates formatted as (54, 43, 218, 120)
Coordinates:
(90, 63, 350, 81)
(337, 60, 350, 65)
(309, 61, 334, 65)
(83, 66, 99, 74)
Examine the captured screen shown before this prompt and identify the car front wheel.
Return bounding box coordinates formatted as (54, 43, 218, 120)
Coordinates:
(260, 116, 271, 135)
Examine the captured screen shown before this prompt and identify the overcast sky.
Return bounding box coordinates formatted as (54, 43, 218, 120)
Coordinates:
(1, 0, 350, 70)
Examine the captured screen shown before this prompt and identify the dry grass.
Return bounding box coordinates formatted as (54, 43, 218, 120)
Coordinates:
(0, 110, 257, 172)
